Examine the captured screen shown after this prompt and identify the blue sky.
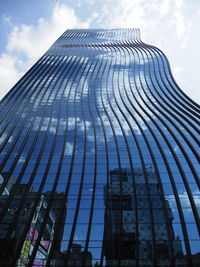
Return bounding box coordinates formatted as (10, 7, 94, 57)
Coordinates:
(0, 0, 200, 103)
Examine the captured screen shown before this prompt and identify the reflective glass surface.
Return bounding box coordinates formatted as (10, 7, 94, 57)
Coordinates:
(0, 29, 199, 266)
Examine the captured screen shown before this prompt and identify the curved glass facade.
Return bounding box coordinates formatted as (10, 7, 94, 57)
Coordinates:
(0, 29, 199, 266)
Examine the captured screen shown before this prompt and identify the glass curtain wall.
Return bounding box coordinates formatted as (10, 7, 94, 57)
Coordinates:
(0, 29, 199, 267)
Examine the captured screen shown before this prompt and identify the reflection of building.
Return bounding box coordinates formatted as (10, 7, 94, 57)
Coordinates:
(103, 167, 183, 266)
(67, 244, 92, 267)
(0, 184, 66, 266)
(19, 195, 55, 266)
(50, 244, 93, 267)
(0, 173, 14, 195)
(0, 29, 199, 266)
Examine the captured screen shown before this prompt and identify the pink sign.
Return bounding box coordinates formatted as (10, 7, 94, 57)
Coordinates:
(40, 240, 50, 250)
(27, 226, 39, 240)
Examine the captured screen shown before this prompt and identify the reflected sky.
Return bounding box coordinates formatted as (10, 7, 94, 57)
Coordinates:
(0, 29, 199, 266)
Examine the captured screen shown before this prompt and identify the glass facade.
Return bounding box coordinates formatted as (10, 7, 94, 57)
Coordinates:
(0, 28, 199, 266)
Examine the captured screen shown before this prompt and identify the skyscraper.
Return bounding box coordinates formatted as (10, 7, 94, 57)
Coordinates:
(103, 167, 184, 266)
(0, 29, 199, 266)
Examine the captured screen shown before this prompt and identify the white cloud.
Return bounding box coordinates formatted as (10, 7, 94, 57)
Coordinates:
(0, 3, 90, 100)
(98, 0, 145, 28)
(64, 142, 74, 155)
(167, 190, 200, 216)
(0, 53, 24, 99)
(2, 14, 12, 26)
(169, 10, 186, 41)
(175, 0, 183, 9)
(0, 0, 199, 104)
(7, 4, 90, 60)
(32, 116, 92, 137)
(94, 0, 200, 104)
(159, 0, 170, 17)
